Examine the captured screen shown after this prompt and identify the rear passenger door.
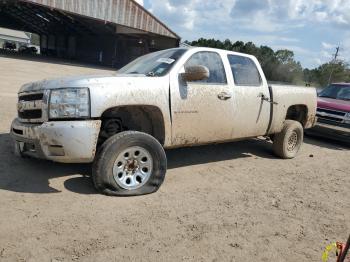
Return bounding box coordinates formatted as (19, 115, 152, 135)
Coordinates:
(227, 54, 271, 138)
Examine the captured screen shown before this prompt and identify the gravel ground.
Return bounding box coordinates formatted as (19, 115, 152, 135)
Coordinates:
(0, 56, 349, 262)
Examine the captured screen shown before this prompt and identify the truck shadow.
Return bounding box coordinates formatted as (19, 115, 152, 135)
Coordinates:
(304, 135, 350, 150)
(0, 133, 93, 194)
(0, 133, 276, 195)
(166, 138, 276, 169)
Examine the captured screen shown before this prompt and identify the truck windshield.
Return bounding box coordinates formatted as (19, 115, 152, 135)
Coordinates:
(118, 48, 187, 77)
(319, 84, 350, 101)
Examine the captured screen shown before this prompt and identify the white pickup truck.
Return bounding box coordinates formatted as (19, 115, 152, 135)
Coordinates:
(11, 47, 317, 196)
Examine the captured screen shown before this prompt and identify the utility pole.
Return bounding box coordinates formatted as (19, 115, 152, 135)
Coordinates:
(327, 46, 340, 85)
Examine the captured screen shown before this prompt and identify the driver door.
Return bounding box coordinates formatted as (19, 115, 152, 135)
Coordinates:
(170, 51, 235, 146)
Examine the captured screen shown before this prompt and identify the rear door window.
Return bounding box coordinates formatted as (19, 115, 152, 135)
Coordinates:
(228, 55, 262, 86)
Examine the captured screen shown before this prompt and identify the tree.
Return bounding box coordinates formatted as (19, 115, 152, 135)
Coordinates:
(223, 39, 232, 50)
(275, 50, 295, 64)
(257, 46, 278, 81)
(231, 41, 244, 52)
(310, 61, 350, 87)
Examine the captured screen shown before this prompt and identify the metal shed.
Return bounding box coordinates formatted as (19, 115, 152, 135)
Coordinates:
(0, 0, 180, 67)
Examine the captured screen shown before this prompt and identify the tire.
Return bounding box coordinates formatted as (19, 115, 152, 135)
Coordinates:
(92, 131, 167, 196)
(272, 120, 304, 159)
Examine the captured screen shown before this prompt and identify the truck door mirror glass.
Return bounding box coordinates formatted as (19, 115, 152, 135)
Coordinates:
(182, 65, 210, 82)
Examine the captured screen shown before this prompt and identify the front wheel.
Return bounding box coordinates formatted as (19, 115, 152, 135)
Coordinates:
(92, 131, 167, 196)
(272, 120, 304, 159)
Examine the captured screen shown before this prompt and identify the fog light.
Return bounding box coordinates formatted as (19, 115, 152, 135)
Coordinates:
(48, 145, 65, 156)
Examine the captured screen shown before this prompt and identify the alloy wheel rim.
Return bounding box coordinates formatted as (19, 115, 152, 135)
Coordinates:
(112, 146, 153, 190)
(287, 131, 298, 151)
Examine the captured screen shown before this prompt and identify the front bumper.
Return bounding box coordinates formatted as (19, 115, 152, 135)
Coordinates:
(11, 118, 101, 163)
(308, 119, 350, 141)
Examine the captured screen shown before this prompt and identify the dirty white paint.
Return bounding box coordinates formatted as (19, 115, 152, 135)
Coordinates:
(12, 47, 317, 163)
(268, 85, 317, 133)
(12, 119, 101, 163)
(168, 47, 317, 146)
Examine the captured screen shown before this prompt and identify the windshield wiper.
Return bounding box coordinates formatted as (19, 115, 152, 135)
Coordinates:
(146, 71, 156, 77)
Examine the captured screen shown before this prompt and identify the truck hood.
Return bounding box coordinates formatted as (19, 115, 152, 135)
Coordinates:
(19, 73, 148, 93)
(318, 97, 350, 112)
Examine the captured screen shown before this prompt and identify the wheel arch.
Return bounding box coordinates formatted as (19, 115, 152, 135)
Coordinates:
(285, 104, 309, 127)
(99, 105, 166, 146)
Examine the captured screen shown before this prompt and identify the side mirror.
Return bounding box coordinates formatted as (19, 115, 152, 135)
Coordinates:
(182, 65, 210, 82)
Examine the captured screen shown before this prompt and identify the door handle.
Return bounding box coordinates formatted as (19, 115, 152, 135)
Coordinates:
(218, 92, 232, 100)
(258, 93, 278, 105)
(258, 92, 267, 99)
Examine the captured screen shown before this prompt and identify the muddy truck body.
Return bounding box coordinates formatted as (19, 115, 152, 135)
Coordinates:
(11, 47, 317, 196)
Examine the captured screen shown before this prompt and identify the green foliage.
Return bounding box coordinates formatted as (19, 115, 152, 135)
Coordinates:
(186, 38, 349, 86)
(304, 61, 350, 87)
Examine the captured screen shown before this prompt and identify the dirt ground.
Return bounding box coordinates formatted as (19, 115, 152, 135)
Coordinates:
(0, 56, 349, 262)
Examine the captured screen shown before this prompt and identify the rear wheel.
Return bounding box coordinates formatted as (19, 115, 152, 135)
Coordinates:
(273, 120, 304, 159)
(92, 131, 167, 196)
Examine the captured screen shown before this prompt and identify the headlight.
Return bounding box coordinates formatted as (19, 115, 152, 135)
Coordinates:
(49, 88, 90, 119)
(344, 112, 350, 124)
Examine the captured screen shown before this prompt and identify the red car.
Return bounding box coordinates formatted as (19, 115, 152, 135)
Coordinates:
(309, 83, 350, 142)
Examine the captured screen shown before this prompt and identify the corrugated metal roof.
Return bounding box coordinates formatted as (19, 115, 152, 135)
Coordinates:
(20, 0, 180, 39)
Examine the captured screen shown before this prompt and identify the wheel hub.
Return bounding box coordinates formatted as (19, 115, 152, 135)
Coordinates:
(126, 159, 138, 172)
(112, 146, 153, 190)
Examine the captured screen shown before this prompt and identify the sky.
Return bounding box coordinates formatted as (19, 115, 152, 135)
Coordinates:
(135, 0, 350, 69)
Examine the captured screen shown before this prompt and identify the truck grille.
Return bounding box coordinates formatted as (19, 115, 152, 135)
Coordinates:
(18, 109, 42, 119)
(18, 91, 47, 123)
(19, 93, 44, 101)
(316, 107, 346, 123)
